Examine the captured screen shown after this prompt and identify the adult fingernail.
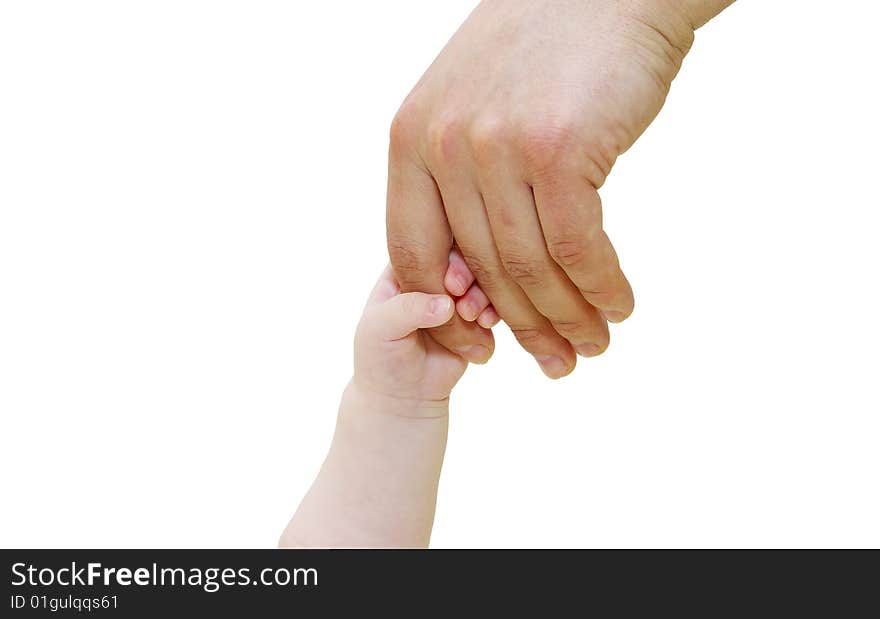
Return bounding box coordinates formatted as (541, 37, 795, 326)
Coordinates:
(457, 345, 491, 364)
(603, 310, 628, 323)
(535, 355, 569, 379)
(575, 343, 602, 358)
(430, 296, 452, 317)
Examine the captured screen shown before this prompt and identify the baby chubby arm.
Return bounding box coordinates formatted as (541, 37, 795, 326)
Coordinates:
(280, 268, 462, 548)
(280, 383, 450, 548)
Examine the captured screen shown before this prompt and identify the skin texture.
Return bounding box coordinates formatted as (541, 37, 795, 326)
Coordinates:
(281, 264, 484, 548)
(387, 0, 734, 378)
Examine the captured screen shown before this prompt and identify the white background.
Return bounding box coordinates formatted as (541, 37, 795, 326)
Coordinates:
(1, 1, 878, 548)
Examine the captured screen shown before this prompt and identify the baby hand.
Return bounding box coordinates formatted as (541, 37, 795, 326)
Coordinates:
(354, 254, 502, 409)
(353, 265, 465, 408)
(287, 255, 493, 547)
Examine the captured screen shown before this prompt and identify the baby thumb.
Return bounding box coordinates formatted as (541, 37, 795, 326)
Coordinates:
(376, 292, 454, 341)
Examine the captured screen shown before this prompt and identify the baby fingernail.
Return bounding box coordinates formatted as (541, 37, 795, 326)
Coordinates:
(477, 311, 499, 329)
(575, 343, 601, 357)
(431, 296, 452, 316)
(535, 355, 569, 379)
(457, 299, 476, 321)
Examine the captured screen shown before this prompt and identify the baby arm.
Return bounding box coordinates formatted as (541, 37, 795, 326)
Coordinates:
(281, 260, 495, 548)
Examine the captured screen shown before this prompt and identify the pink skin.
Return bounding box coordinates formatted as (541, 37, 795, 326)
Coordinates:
(456, 285, 491, 322)
(444, 248, 500, 328)
(443, 248, 474, 296)
(476, 306, 500, 329)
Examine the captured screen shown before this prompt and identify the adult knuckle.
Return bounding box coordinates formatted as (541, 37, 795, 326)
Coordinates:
(547, 238, 588, 268)
(551, 320, 586, 340)
(580, 260, 624, 292)
(556, 319, 610, 351)
(579, 285, 614, 305)
(509, 325, 546, 348)
(519, 123, 577, 174)
(469, 116, 509, 163)
(389, 99, 421, 154)
(426, 115, 466, 165)
(499, 252, 547, 287)
(387, 235, 429, 284)
(462, 253, 502, 289)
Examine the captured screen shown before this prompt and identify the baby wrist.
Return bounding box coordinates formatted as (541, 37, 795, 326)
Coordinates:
(343, 380, 450, 420)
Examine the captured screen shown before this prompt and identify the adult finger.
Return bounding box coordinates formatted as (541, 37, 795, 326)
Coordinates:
(532, 174, 634, 323)
(386, 127, 494, 362)
(478, 165, 610, 357)
(430, 164, 577, 378)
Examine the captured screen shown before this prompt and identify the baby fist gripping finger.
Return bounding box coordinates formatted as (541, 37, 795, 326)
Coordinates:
(355, 266, 468, 404)
(455, 283, 491, 322)
(364, 266, 455, 340)
(443, 248, 501, 329)
(443, 247, 475, 297)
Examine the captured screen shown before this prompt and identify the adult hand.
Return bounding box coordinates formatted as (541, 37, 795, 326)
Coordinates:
(387, 0, 733, 378)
